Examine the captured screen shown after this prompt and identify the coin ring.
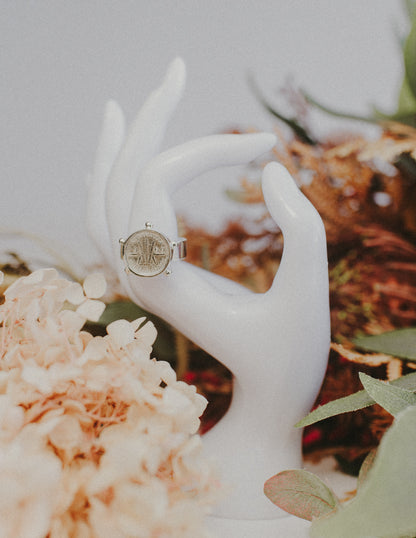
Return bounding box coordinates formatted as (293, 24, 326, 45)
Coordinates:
(124, 229, 172, 277)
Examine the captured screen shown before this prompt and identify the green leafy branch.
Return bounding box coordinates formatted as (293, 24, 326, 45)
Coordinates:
(265, 405, 416, 537)
(255, 0, 416, 137)
(297, 328, 416, 428)
(264, 326, 416, 536)
(303, 0, 416, 128)
(262, 5, 416, 534)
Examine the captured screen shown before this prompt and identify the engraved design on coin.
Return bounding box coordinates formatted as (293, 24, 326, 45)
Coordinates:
(124, 230, 171, 277)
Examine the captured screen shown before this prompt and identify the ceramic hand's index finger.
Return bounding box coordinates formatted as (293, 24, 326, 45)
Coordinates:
(106, 58, 186, 254)
(128, 132, 276, 235)
(146, 133, 277, 194)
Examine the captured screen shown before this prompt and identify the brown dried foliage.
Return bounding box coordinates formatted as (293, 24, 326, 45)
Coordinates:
(184, 125, 416, 465)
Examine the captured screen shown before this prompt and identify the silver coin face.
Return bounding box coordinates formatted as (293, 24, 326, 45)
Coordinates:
(124, 229, 171, 277)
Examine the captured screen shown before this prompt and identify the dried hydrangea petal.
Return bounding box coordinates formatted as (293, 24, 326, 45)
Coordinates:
(154, 360, 177, 386)
(0, 396, 24, 443)
(107, 319, 135, 348)
(82, 336, 107, 362)
(76, 299, 105, 322)
(64, 282, 85, 305)
(59, 309, 86, 333)
(135, 319, 157, 347)
(130, 317, 146, 332)
(21, 363, 53, 393)
(49, 415, 84, 451)
(83, 272, 107, 299)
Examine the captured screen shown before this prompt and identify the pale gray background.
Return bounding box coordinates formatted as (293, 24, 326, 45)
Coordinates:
(0, 1, 408, 271)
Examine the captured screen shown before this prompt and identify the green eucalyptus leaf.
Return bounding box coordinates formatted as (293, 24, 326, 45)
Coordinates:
(405, 0, 416, 21)
(354, 328, 416, 361)
(264, 470, 339, 521)
(357, 449, 377, 490)
(397, 76, 416, 114)
(372, 107, 416, 127)
(303, 91, 416, 128)
(301, 91, 377, 124)
(310, 405, 416, 538)
(295, 389, 374, 428)
(404, 13, 416, 101)
(248, 75, 316, 145)
(395, 152, 416, 182)
(371, 78, 416, 127)
(359, 372, 416, 416)
(296, 371, 416, 428)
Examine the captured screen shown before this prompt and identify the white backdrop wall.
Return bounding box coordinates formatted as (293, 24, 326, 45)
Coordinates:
(0, 1, 408, 270)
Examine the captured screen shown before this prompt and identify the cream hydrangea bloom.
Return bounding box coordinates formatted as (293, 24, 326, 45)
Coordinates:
(0, 268, 218, 537)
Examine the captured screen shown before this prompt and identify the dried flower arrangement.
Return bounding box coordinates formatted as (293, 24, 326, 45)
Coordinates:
(180, 5, 416, 481)
(0, 268, 218, 537)
(2, 4, 416, 536)
(257, 2, 416, 536)
(183, 121, 416, 467)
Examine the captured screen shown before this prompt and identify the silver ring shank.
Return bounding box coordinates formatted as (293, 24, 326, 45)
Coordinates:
(174, 238, 187, 260)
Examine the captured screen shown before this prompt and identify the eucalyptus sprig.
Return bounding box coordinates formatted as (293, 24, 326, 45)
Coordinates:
(256, 0, 416, 134)
(302, 0, 416, 128)
(265, 324, 416, 536)
(267, 405, 416, 538)
(296, 328, 416, 427)
(265, 375, 416, 537)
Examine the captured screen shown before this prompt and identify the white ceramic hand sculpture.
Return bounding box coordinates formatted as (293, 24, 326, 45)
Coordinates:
(87, 58, 330, 527)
